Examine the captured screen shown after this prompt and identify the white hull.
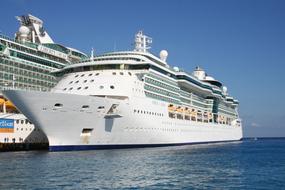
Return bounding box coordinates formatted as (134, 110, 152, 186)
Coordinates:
(4, 90, 242, 151)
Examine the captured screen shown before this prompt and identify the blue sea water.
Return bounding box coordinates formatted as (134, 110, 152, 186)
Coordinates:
(0, 139, 284, 190)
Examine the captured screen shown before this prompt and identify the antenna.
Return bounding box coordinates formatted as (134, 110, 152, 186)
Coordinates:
(134, 30, 152, 53)
(113, 41, 117, 51)
(90, 47, 94, 59)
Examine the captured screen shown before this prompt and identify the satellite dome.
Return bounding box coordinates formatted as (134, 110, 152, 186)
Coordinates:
(19, 26, 30, 35)
(222, 86, 228, 93)
(160, 50, 168, 61)
(173, 66, 179, 72)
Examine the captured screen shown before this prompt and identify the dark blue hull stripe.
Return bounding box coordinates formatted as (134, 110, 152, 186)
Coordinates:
(49, 140, 242, 151)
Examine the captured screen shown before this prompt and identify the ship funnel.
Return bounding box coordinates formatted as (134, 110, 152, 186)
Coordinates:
(193, 66, 206, 80)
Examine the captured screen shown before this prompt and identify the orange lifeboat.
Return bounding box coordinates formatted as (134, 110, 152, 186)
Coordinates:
(0, 98, 5, 105)
(168, 104, 176, 112)
(184, 107, 191, 115)
(191, 108, 197, 116)
(176, 106, 183, 114)
(5, 100, 17, 110)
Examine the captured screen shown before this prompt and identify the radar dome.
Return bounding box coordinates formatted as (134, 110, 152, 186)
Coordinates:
(160, 50, 168, 61)
(173, 67, 179, 72)
(222, 86, 228, 93)
(19, 26, 30, 35)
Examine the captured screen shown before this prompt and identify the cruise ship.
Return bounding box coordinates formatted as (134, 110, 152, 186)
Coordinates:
(4, 31, 242, 151)
(0, 14, 88, 145)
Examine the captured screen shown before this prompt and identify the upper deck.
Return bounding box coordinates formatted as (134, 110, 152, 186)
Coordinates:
(55, 49, 238, 106)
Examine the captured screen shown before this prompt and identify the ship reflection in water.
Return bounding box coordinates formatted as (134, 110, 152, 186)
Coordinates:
(0, 139, 284, 189)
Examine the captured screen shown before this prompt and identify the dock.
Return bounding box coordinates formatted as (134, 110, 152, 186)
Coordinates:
(0, 142, 48, 152)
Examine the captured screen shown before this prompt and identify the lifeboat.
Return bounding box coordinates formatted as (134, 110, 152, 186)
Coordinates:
(196, 110, 203, 122)
(5, 100, 17, 110)
(189, 108, 197, 121)
(184, 107, 191, 115)
(197, 110, 202, 117)
(176, 106, 183, 114)
(191, 108, 197, 116)
(0, 98, 5, 105)
(222, 116, 226, 124)
(168, 104, 176, 112)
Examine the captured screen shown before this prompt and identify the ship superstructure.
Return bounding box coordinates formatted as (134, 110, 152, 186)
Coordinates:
(4, 31, 242, 150)
(0, 14, 88, 145)
(0, 14, 87, 92)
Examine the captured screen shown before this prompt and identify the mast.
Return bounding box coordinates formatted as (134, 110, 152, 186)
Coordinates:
(15, 14, 54, 44)
(134, 31, 152, 53)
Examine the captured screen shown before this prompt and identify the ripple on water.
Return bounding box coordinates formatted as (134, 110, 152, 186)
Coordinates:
(0, 139, 285, 189)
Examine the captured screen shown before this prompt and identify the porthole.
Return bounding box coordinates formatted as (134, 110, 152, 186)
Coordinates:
(128, 72, 132, 76)
(84, 80, 87, 83)
(99, 85, 104, 89)
(84, 86, 89, 89)
(110, 85, 115, 89)
(75, 74, 79, 78)
(90, 79, 94, 82)
(69, 87, 73, 90)
(120, 72, 124, 75)
(97, 106, 105, 110)
(81, 74, 85, 77)
(75, 81, 79, 83)
(82, 105, 89, 109)
(96, 73, 99, 76)
(54, 103, 63, 107)
(112, 72, 116, 75)
(69, 81, 73, 84)
(77, 87, 82, 90)
(63, 88, 67, 91)
(88, 73, 93, 76)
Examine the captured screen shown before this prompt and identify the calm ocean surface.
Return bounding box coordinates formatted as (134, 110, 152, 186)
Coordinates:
(0, 138, 284, 190)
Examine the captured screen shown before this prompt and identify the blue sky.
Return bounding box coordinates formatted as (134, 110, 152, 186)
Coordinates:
(1, 0, 285, 137)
